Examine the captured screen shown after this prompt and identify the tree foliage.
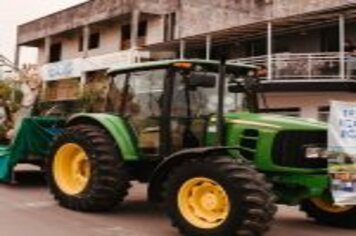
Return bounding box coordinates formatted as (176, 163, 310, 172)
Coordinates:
(0, 80, 12, 100)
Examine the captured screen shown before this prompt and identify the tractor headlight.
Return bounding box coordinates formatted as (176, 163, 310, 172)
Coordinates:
(305, 146, 328, 159)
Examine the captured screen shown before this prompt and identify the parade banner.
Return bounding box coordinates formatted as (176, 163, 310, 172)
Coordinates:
(328, 101, 356, 205)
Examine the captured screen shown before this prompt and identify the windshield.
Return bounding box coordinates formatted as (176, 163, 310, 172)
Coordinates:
(106, 65, 253, 117)
(171, 70, 244, 118)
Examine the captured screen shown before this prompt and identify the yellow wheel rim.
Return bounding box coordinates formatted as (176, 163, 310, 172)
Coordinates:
(311, 198, 353, 213)
(178, 177, 230, 229)
(53, 143, 91, 195)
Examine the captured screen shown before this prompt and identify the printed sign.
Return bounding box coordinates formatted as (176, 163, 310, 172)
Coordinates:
(40, 51, 150, 81)
(328, 101, 356, 205)
(41, 59, 82, 81)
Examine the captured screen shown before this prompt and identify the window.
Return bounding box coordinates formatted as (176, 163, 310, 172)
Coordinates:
(318, 106, 330, 122)
(121, 21, 147, 50)
(164, 12, 176, 41)
(128, 69, 165, 118)
(171, 72, 220, 117)
(78, 36, 84, 52)
(121, 24, 131, 50)
(138, 21, 147, 37)
(78, 32, 100, 51)
(321, 27, 339, 52)
(49, 43, 62, 62)
(260, 108, 301, 117)
(137, 21, 147, 47)
(274, 38, 290, 53)
(247, 39, 267, 57)
(106, 70, 165, 117)
(106, 74, 127, 114)
(89, 32, 100, 49)
(106, 69, 166, 155)
(84, 70, 108, 112)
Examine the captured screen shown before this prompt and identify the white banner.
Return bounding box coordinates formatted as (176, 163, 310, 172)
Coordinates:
(328, 101, 356, 205)
(41, 50, 150, 81)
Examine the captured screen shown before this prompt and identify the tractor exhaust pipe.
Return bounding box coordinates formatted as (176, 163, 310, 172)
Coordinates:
(216, 58, 226, 146)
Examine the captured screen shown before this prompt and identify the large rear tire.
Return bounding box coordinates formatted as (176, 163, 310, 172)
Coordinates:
(46, 125, 131, 212)
(300, 197, 356, 228)
(164, 157, 276, 236)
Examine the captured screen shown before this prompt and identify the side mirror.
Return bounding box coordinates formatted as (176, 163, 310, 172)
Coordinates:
(187, 72, 216, 89)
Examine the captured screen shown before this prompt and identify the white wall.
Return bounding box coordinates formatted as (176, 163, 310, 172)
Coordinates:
(146, 16, 164, 45)
(37, 18, 163, 64)
(264, 92, 356, 119)
(88, 22, 121, 57)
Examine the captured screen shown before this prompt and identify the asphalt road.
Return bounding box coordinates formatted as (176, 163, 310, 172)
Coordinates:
(0, 169, 355, 236)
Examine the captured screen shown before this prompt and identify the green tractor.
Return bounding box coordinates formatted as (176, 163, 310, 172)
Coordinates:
(1, 59, 355, 235)
(45, 60, 278, 236)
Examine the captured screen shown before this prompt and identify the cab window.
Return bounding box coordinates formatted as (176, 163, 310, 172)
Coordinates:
(107, 69, 166, 155)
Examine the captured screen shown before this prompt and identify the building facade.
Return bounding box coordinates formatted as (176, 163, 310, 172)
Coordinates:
(17, 0, 356, 120)
(17, 0, 177, 101)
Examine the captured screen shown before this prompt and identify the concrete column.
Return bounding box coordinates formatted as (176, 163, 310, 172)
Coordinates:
(83, 25, 90, 58)
(206, 35, 212, 60)
(130, 9, 140, 49)
(44, 36, 51, 63)
(179, 39, 186, 59)
(267, 21, 273, 80)
(14, 45, 20, 68)
(41, 82, 48, 101)
(79, 72, 86, 96)
(339, 14, 346, 79)
(166, 14, 173, 41)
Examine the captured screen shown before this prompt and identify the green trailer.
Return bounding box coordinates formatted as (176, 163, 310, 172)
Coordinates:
(1, 59, 355, 236)
(0, 117, 63, 181)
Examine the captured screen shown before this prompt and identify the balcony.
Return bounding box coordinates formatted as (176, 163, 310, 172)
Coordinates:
(230, 52, 356, 81)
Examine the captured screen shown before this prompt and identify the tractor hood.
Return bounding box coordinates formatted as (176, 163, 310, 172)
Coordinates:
(224, 112, 327, 131)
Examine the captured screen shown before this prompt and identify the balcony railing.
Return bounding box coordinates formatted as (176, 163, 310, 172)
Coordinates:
(230, 52, 356, 80)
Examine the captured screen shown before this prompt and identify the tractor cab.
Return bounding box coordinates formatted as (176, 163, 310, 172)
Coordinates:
(105, 60, 256, 158)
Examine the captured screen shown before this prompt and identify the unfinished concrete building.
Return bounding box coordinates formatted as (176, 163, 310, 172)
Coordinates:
(17, 0, 356, 119)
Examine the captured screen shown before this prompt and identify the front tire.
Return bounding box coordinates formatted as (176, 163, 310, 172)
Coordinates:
(301, 197, 356, 228)
(164, 156, 276, 236)
(46, 125, 131, 212)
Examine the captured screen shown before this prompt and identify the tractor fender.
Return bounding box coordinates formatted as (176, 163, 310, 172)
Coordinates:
(148, 146, 243, 203)
(66, 113, 139, 161)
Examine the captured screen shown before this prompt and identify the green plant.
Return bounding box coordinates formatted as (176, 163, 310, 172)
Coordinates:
(80, 87, 106, 112)
(0, 81, 22, 113)
(0, 81, 12, 99)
